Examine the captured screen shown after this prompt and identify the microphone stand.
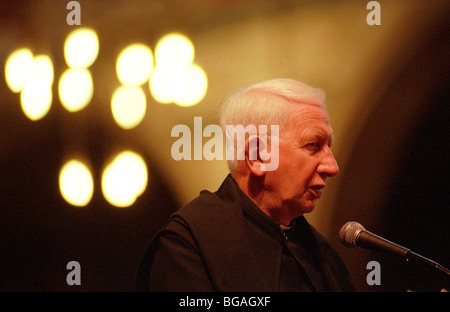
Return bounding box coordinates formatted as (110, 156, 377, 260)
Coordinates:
(358, 230, 450, 279)
(406, 250, 450, 279)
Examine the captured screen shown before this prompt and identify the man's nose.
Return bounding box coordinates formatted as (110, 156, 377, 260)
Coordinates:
(318, 146, 339, 178)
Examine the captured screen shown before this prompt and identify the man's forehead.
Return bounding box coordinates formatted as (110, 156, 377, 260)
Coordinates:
(282, 104, 332, 139)
(288, 104, 331, 127)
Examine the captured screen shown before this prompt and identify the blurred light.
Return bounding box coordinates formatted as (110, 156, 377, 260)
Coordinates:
(58, 68, 93, 112)
(64, 28, 99, 68)
(149, 63, 207, 107)
(27, 55, 54, 87)
(5, 48, 34, 93)
(19, 54, 54, 121)
(150, 32, 207, 107)
(149, 65, 177, 104)
(155, 33, 194, 67)
(20, 85, 52, 121)
(59, 159, 94, 207)
(101, 150, 148, 208)
(111, 85, 147, 129)
(172, 64, 208, 107)
(116, 43, 154, 86)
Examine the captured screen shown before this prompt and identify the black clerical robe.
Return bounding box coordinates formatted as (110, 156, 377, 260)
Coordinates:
(136, 175, 355, 292)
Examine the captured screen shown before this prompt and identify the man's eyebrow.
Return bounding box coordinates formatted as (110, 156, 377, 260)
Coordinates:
(312, 130, 334, 147)
(298, 129, 332, 144)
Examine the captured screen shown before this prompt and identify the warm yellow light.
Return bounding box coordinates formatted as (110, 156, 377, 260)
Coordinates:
(58, 68, 93, 112)
(18, 54, 54, 121)
(27, 55, 54, 87)
(20, 86, 52, 121)
(101, 150, 148, 208)
(148, 65, 177, 104)
(111, 85, 147, 129)
(173, 64, 208, 107)
(155, 33, 194, 67)
(59, 159, 94, 207)
(5, 48, 34, 93)
(149, 63, 207, 107)
(64, 28, 99, 68)
(116, 43, 154, 86)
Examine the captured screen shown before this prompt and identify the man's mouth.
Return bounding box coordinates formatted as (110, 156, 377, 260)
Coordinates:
(309, 185, 325, 198)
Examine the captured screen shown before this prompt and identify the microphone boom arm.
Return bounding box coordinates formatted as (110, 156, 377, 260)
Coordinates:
(357, 230, 450, 279)
(406, 250, 450, 278)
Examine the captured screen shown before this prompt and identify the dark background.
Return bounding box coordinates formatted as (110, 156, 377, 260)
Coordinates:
(1, 0, 449, 292)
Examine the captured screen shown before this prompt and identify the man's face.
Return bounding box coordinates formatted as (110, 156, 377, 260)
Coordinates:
(265, 104, 339, 218)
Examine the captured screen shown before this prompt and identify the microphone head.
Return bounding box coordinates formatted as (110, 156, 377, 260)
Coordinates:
(339, 221, 365, 247)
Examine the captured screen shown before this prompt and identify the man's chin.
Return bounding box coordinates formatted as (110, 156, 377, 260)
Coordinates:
(299, 199, 317, 214)
(286, 197, 317, 216)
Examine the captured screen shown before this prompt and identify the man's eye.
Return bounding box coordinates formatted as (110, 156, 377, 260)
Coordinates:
(305, 142, 319, 150)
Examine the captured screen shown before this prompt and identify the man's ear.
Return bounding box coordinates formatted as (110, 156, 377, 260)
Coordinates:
(245, 135, 266, 176)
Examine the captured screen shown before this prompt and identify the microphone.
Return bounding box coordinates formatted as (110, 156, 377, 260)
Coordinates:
(339, 221, 450, 278)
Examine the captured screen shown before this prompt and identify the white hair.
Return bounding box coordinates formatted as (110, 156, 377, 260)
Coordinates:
(219, 78, 326, 172)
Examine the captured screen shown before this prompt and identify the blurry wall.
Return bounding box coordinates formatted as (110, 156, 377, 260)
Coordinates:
(0, 0, 448, 291)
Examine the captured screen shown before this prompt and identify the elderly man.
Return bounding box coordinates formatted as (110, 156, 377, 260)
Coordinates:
(136, 78, 355, 292)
